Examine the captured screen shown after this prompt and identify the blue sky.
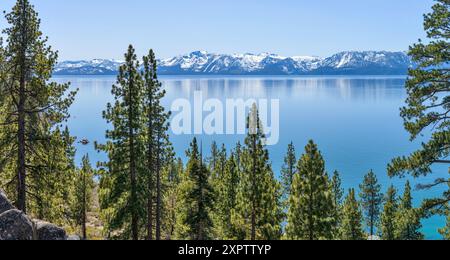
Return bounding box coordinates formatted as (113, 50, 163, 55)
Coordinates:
(0, 0, 434, 60)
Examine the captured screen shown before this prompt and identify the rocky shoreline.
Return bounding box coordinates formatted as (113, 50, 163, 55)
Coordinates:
(0, 189, 78, 240)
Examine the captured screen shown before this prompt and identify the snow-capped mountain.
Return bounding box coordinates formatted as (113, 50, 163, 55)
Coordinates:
(54, 51, 411, 75)
(55, 59, 124, 75)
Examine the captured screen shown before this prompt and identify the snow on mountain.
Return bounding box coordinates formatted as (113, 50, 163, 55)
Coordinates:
(54, 51, 412, 75)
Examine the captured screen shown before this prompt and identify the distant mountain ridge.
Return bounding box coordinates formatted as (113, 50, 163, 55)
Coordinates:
(54, 51, 412, 75)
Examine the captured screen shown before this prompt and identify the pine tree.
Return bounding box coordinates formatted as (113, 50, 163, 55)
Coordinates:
(359, 170, 383, 237)
(340, 189, 365, 240)
(331, 171, 344, 238)
(281, 142, 296, 206)
(214, 149, 240, 239)
(440, 208, 450, 240)
(380, 186, 399, 240)
(177, 138, 215, 240)
(73, 154, 95, 240)
(97, 45, 145, 240)
(0, 0, 76, 214)
(233, 104, 282, 240)
(162, 158, 183, 240)
(285, 140, 334, 240)
(209, 141, 219, 173)
(141, 49, 171, 240)
(396, 181, 424, 240)
(388, 0, 450, 215)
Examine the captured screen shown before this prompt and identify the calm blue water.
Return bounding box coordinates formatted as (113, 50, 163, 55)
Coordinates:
(54, 75, 448, 240)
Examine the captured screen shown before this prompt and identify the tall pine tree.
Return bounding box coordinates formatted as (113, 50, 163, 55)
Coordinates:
(233, 104, 282, 240)
(281, 142, 297, 207)
(388, 0, 450, 217)
(177, 138, 215, 240)
(359, 170, 383, 237)
(285, 140, 334, 240)
(141, 49, 171, 240)
(214, 149, 240, 239)
(379, 185, 399, 240)
(0, 0, 76, 214)
(72, 154, 95, 240)
(340, 189, 365, 240)
(396, 181, 424, 240)
(97, 45, 145, 240)
(331, 171, 344, 238)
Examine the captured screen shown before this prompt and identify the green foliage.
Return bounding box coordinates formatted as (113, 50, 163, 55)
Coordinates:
(72, 154, 96, 239)
(440, 207, 450, 240)
(340, 189, 365, 240)
(176, 138, 215, 240)
(233, 104, 282, 240)
(359, 170, 383, 236)
(379, 186, 399, 240)
(395, 181, 424, 240)
(142, 49, 172, 240)
(331, 171, 344, 238)
(388, 0, 450, 215)
(0, 0, 76, 222)
(285, 140, 334, 240)
(213, 148, 240, 239)
(281, 142, 297, 207)
(97, 45, 146, 240)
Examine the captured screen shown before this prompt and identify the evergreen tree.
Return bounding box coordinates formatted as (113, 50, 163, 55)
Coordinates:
(281, 142, 297, 205)
(340, 189, 365, 240)
(209, 141, 219, 173)
(285, 140, 334, 240)
(214, 149, 240, 239)
(331, 171, 344, 238)
(0, 0, 76, 214)
(380, 186, 399, 240)
(359, 170, 383, 237)
(388, 0, 450, 215)
(97, 45, 145, 240)
(73, 154, 95, 240)
(233, 104, 282, 240)
(440, 208, 450, 240)
(396, 181, 424, 240)
(177, 138, 215, 240)
(141, 49, 171, 240)
(162, 158, 183, 240)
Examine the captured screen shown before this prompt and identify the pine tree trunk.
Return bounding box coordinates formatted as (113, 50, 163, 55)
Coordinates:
(16, 1, 28, 214)
(17, 60, 27, 213)
(156, 134, 162, 240)
(147, 95, 154, 240)
(129, 78, 138, 241)
(251, 135, 256, 241)
(82, 172, 87, 240)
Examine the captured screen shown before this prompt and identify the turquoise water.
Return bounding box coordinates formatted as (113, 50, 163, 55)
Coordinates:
(54, 75, 448, 240)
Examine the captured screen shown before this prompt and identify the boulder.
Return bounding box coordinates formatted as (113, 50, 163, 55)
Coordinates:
(0, 189, 14, 214)
(34, 220, 67, 240)
(0, 209, 34, 240)
(67, 235, 81, 240)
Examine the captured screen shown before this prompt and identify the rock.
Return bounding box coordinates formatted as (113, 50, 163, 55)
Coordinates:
(34, 220, 67, 240)
(67, 235, 81, 240)
(0, 189, 14, 214)
(0, 209, 34, 240)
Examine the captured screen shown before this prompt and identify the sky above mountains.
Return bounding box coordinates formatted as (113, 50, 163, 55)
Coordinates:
(0, 0, 434, 60)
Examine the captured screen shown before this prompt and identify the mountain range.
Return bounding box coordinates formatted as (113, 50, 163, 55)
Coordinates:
(54, 51, 412, 76)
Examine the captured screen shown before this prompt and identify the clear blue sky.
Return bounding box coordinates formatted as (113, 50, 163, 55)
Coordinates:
(0, 0, 434, 60)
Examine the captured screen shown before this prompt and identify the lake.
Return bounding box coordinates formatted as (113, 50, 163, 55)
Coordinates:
(53, 75, 448, 240)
